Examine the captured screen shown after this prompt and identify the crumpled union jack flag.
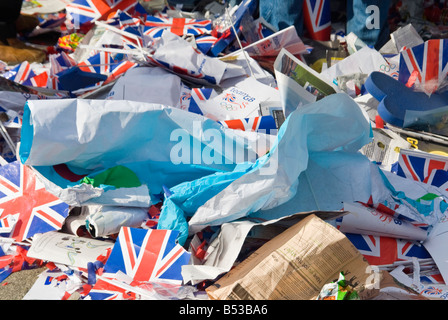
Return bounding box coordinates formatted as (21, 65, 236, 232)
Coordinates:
(2, 61, 35, 85)
(53, 51, 138, 91)
(102, 227, 190, 284)
(399, 39, 448, 94)
(66, 0, 146, 30)
(396, 148, 448, 190)
(87, 277, 138, 300)
(0, 161, 69, 242)
(143, 15, 212, 38)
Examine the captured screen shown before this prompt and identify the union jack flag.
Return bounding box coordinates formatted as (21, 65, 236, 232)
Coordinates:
(0, 161, 69, 242)
(87, 277, 138, 300)
(66, 0, 146, 31)
(185, 87, 217, 115)
(87, 276, 185, 300)
(219, 116, 277, 134)
(50, 52, 77, 75)
(420, 272, 445, 285)
(360, 197, 430, 231)
(143, 15, 212, 38)
(396, 148, 448, 188)
(104, 10, 146, 48)
(399, 39, 448, 94)
(209, 0, 257, 57)
(22, 71, 49, 88)
(58, 51, 137, 91)
(195, 34, 218, 55)
(303, 0, 331, 41)
(146, 55, 218, 86)
(40, 13, 67, 29)
(345, 233, 431, 266)
(3, 61, 36, 85)
(102, 227, 190, 283)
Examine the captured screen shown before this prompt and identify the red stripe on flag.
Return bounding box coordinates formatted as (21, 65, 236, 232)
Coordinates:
(19, 63, 30, 83)
(123, 227, 136, 270)
(423, 159, 447, 183)
(425, 40, 440, 87)
(406, 49, 423, 83)
(402, 155, 420, 181)
(0, 178, 19, 193)
(251, 117, 259, 131)
(315, 0, 324, 27)
(155, 246, 184, 278)
(36, 210, 62, 228)
(401, 242, 412, 255)
(133, 230, 167, 281)
(368, 234, 376, 246)
(193, 88, 206, 101)
(171, 18, 186, 36)
(224, 119, 245, 131)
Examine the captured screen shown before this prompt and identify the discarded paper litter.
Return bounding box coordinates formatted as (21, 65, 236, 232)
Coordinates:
(2, 0, 448, 301)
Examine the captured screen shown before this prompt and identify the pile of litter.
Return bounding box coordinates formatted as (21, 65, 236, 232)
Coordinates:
(1, 0, 448, 301)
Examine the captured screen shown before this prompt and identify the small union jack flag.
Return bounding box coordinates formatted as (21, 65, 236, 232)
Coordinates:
(49, 52, 77, 77)
(102, 227, 190, 284)
(87, 275, 185, 300)
(58, 51, 138, 91)
(303, 0, 331, 41)
(22, 71, 49, 88)
(209, 0, 257, 57)
(186, 87, 216, 115)
(399, 39, 448, 94)
(87, 277, 138, 300)
(38, 12, 67, 30)
(195, 34, 218, 55)
(345, 233, 431, 266)
(143, 15, 212, 38)
(66, 0, 145, 31)
(0, 161, 69, 242)
(420, 272, 445, 285)
(146, 55, 218, 85)
(396, 148, 448, 188)
(2, 61, 36, 85)
(105, 10, 146, 47)
(219, 116, 277, 134)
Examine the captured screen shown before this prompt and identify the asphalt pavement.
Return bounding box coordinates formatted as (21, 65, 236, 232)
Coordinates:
(0, 267, 45, 300)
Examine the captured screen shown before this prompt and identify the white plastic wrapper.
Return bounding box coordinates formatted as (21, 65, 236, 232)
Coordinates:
(106, 66, 183, 108)
(85, 205, 150, 238)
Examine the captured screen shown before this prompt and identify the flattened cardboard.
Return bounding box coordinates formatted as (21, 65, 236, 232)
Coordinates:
(206, 214, 378, 300)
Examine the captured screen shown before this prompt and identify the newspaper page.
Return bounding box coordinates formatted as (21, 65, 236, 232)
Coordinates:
(273, 48, 338, 117)
(206, 214, 378, 300)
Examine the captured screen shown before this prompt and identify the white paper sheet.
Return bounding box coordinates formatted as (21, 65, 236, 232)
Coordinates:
(27, 231, 114, 269)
